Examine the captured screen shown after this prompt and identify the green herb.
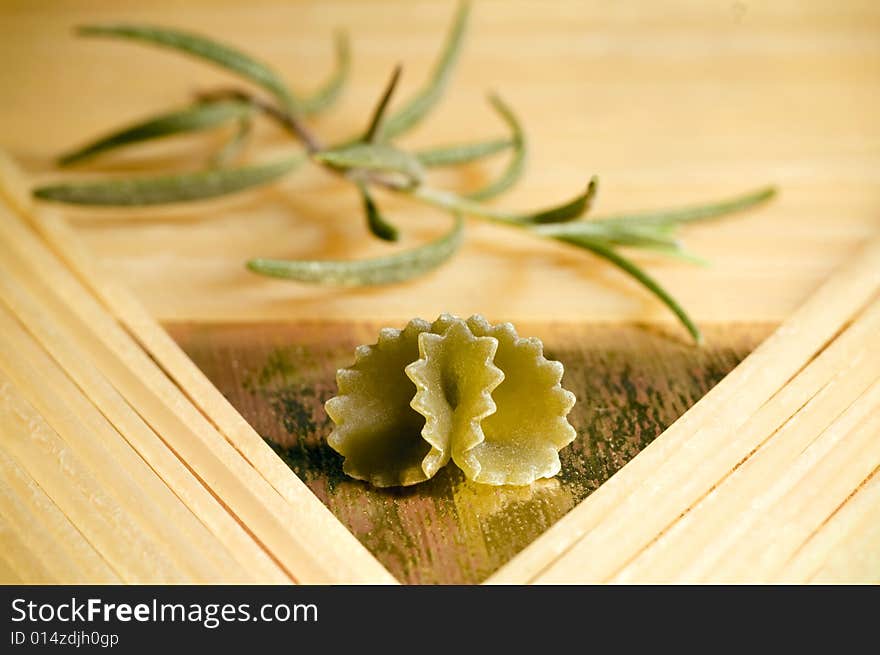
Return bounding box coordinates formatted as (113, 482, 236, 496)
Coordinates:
(58, 101, 253, 166)
(465, 94, 526, 201)
(376, 1, 470, 141)
(300, 32, 351, 115)
(411, 177, 598, 225)
(35, 1, 776, 343)
(358, 182, 399, 242)
(313, 143, 425, 187)
(247, 214, 463, 285)
(34, 155, 303, 205)
(415, 137, 512, 167)
(210, 114, 253, 167)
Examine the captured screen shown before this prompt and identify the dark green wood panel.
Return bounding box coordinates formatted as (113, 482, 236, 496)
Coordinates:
(168, 321, 770, 584)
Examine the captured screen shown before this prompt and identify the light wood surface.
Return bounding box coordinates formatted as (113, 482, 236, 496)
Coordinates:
(0, 1, 878, 585)
(1, 0, 879, 324)
(490, 235, 880, 583)
(0, 155, 394, 584)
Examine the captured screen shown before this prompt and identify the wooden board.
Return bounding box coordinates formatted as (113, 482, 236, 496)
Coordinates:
(0, 0, 878, 585)
(169, 321, 768, 583)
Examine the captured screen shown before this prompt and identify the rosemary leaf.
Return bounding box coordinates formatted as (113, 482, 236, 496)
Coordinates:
(364, 65, 403, 143)
(529, 176, 599, 224)
(531, 220, 680, 249)
(58, 101, 252, 166)
(78, 24, 301, 113)
(633, 245, 710, 267)
(247, 214, 463, 285)
(300, 31, 351, 115)
(412, 176, 597, 224)
(378, 1, 470, 140)
(465, 94, 527, 201)
(557, 235, 702, 343)
(359, 183, 399, 242)
(415, 137, 512, 167)
(210, 115, 253, 167)
(33, 154, 304, 206)
(314, 143, 424, 186)
(597, 186, 777, 227)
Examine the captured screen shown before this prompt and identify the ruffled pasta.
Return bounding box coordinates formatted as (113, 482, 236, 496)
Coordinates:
(326, 314, 576, 487)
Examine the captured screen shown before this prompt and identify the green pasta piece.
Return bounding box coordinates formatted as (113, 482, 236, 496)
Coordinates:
(78, 24, 301, 112)
(246, 213, 463, 285)
(33, 155, 304, 206)
(325, 314, 576, 487)
(59, 101, 253, 166)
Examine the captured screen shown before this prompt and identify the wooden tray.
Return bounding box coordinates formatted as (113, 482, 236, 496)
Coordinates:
(1, 0, 878, 584)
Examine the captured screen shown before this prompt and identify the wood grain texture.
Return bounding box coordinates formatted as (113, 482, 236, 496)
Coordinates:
(0, 153, 396, 584)
(0, 448, 119, 584)
(0, 0, 878, 324)
(491, 234, 880, 583)
(169, 320, 769, 583)
(0, 0, 878, 586)
(496, 235, 880, 583)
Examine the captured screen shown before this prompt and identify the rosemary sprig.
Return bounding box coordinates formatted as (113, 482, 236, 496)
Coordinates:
(299, 32, 351, 115)
(363, 65, 403, 143)
(377, 1, 470, 141)
(358, 182, 399, 242)
(411, 178, 598, 225)
(415, 138, 513, 167)
(210, 114, 253, 167)
(58, 101, 253, 166)
(247, 214, 463, 285)
(560, 237, 704, 343)
(78, 24, 303, 113)
(34, 155, 304, 205)
(33, 0, 777, 343)
(595, 186, 777, 227)
(465, 94, 527, 201)
(313, 143, 425, 187)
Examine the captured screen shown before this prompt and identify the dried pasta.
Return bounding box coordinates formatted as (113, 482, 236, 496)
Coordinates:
(326, 314, 576, 487)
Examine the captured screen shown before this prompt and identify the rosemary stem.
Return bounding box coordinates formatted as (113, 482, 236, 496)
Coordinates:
(196, 88, 323, 153)
(409, 186, 521, 223)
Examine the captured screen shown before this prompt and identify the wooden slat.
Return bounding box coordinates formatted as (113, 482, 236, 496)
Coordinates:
(0, 303, 248, 583)
(0, 222, 287, 584)
(702, 380, 880, 582)
(0, 152, 394, 584)
(1, 1, 878, 585)
(0, 509, 53, 585)
(612, 295, 880, 582)
(0, 156, 393, 584)
(776, 467, 880, 583)
(0, 371, 186, 583)
(808, 470, 880, 584)
(490, 234, 880, 583)
(0, 458, 100, 584)
(0, 546, 25, 585)
(0, 448, 119, 584)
